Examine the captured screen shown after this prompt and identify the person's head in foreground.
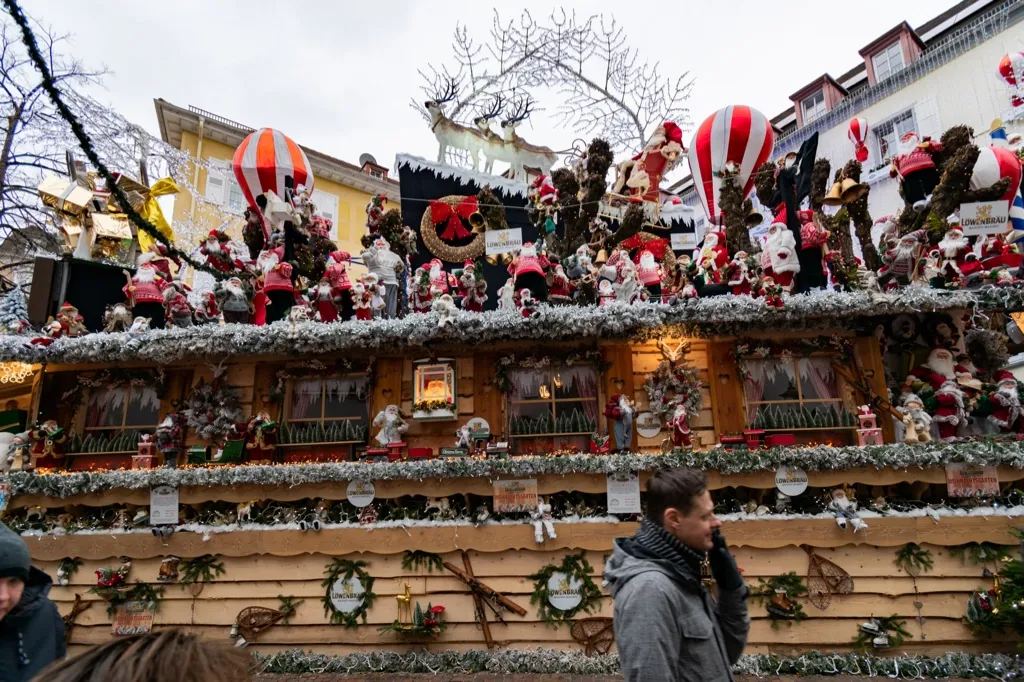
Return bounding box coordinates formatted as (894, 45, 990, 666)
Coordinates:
(31, 628, 251, 682)
(645, 466, 722, 551)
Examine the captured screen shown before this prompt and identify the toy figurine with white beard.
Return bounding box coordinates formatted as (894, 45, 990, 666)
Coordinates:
(605, 393, 636, 452)
(934, 380, 967, 440)
(508, 242, 550, 301)
(124, 252, 168, 328)
(636, 249, 663, 301)
(988, 370, 1024, 433)
(877, 230, 925, 291)
(531, 496, 557, 544)
(360, 236, 404, 319)
(759, 219, 800, 293)
(214, 277, 252, 325)
(908, 347, 970, 392)
(828, 488, 868, 532)
(497, 277, 517, 311)
(257, 245, 294, 324)
(898, 393, 932, 444)
(163, 282, 194, 328)
(372, 404, 408, 446)
(667, 403, 692, 448)
(306, 277, 339, 323)
(199, 229, 236, 273)
(936, 227, 982, 285)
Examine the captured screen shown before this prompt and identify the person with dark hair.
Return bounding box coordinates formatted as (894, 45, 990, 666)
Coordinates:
(0, 523, 65, 682)
(605, 468, 749, 682)
(30, 628, 251, 682)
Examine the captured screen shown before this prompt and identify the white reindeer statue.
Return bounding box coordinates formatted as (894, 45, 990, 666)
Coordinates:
(499, 96, 558, 181)
(424, 78, 488, 168)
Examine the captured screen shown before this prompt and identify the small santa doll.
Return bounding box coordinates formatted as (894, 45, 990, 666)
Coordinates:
(361, 273, 386, 317)
(758, 275, 784, 309)
(667, 403, 692, 448)
(889, 132, 943, 212)
(432, 293, 458, 328)
(497, 277, 517, 311)
(988, 370, 1024, 433)
(908, 347, 969, 392)
(828, 488, 868, 532)
(410, 267, 434, 314)
(509, 242, 550, 301)
(529, 174, 558, 207)
(611, 250, 641, 304)
(548, 262, 572, 304)
(125, 251, 168, 329)
(372, 404, 408, 446)
(146, 243, 179, 281)
(245, 412, 278, 464)
(325, 251, 354, 321)
(458, 261, 488, 312)
(518, 288, 540, 319)
(604, 394, 635, 452)
(29, 419, 66, 470)
(597, 278, 616, 306)
(698, 231, 728, 284)
(565, 244, 594, 280)
(760, 218, 800, 293)
(163, 282, 194, 328)
(937, 227, 982, 283)
(877, 230, 925, 291)
(56, 302, 87, 337)
(195, 291, 220, 325)
(307, 277, 340, 323)
(897, 392, 933, 444)
(428, 258, 453, 295)
(257, 245, 294, 324)
(531, 497, 557, 544)
(635, 249, 663, 301)
(933, 379, 967, 440)
(725, 251, 755, 296)
(30, 319, 63, 346)
(200, 229, 235, 273)
(361, 236, 404, 319)
(351, 281, 373, 321)
(212, 277, 250, 325)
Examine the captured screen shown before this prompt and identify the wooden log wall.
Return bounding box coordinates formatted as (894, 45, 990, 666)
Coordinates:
(43, 544, 1013, 657)
(628, 339, 716, 448)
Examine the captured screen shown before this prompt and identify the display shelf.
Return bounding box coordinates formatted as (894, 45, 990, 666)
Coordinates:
(509, 431, 593, 439)
(277, 441, 362, 448)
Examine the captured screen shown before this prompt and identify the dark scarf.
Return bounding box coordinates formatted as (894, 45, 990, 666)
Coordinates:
(625, 518, 706, 589)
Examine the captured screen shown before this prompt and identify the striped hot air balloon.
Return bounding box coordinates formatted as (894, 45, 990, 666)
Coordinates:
(687, 105, 774, 226)
(970, 146, 1024, 236)
(232, 128, 314, 212)
(848, 118, 869, 163)
(999, 53, 1024, 106)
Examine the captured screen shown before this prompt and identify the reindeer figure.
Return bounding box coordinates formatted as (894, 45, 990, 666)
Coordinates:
(424, 77, 487, 167)
(472, 95, 505, 173)
(499, 96, 558, 181)
(395, 582, 413, 624)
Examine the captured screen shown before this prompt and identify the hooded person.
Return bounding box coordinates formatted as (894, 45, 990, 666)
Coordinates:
(605, 468, 748, 682)
(0, 522, 65, 682)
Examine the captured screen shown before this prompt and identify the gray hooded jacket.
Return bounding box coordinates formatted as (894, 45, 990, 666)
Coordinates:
(605, 531, 749, 682)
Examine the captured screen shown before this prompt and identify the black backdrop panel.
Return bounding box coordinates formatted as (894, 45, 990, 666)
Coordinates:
(28, 257, 132, 333)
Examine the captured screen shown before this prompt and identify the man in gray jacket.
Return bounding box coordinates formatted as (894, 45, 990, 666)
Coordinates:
(605, 468, 749, 682)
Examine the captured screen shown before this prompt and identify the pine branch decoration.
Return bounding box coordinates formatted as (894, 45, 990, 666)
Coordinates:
(842, 160, 880, 271)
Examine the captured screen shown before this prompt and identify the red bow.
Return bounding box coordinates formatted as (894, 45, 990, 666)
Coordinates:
(430, 196, 478, 241)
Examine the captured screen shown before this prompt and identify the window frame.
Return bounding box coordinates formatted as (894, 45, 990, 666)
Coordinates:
(742, 354, 850, 431)
(872, 41, 905, 83)
(872, 107, 917, 160)
(206, 158, 246, 212)
(505, 364, 601, 437)
(83, 385, 162, 432)
(412, 359, 457, 419)
(801, 90, 827, 125)
(284, 373, 370, 428)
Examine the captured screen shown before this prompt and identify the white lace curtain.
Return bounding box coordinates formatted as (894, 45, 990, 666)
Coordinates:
(743, 357, 838, 423)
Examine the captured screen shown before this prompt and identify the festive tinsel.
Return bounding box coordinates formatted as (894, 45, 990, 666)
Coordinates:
(251, 648, 1024, 678)
(2, 287, 1022, 365)
(8, 439, 1024, 499)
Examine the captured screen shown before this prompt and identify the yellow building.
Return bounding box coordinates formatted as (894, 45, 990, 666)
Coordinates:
(153, 100, 399, 258)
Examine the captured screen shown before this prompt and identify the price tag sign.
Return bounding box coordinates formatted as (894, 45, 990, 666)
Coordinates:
(149, 485, 179, 525)
(111, 602, 155, 636)
(607, 473, 642, 514)
(946, 462, 999, 497)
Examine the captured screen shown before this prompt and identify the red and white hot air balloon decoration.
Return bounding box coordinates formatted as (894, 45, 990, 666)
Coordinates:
(848, 118, 869, 162)
(998, 53, 1024, 107)
(687, 105, 774, 226)
(232, 128, 315, 236)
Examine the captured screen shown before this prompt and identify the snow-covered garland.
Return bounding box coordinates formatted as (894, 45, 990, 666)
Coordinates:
(252, 648, 1024, 678)
(493, 349, 610, 393)
(2, 287, 1023, 366)
(8, 440, 1024, 499)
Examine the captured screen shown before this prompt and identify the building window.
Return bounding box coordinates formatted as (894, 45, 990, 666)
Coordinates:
(507, 365, 599, 445)
(873, 108, 917, 160)
(743, 357, 853, 431)
(413, 360, 456, 419)
(801, 91, 826, 125)
(368, 168, 385, 180)
(84, 386, 161, 441)
(872, 42, 905, 83)
(286, 376, 369, 443)
(205, 159, 246, 212)
(311, 189, 339, 225)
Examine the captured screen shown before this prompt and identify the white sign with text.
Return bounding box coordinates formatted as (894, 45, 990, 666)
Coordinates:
(485, 228, 524, 255)
(960, 201, 1010, 236)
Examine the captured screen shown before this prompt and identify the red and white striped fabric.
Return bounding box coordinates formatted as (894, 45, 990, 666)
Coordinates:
(999, 53, 1024, 86)
(970, 146, 1023, 203)
(687, 105, 774, 226)
(232, 128, 314, 210)
(848, 118, 869, 162)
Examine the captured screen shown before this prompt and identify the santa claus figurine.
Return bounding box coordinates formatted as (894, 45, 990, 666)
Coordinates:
(989, 266, 1018, 287)
(529, 174, 558, 207)
(428, 258, 454, 296)
(937, 226, 983, 284)
(307, 277, 340, 323)
(933, 380, 967, 440)
(509, 242, 550, 301)
(146, 243, 179, 281)
(988, 370, 1024, 433)
(548, 262, 572, 304)
(361, 236, 404, 319)
(325, 251, 354, 321)
(373, 404, 408, 446)
(698, 231, 729, 284)
(125, 251, 168, 328)
(598, 279, 616, 306)
(758, 275, 785, 309)
(497, 277, 517, 311)
(410, 267, 434, 314)
(760, 216, 800, 293)
(604, 394, 636, 452)
(518, 288, 540, 319)
(908, 347, 970, 392)
(361, 273, 385, 318)
(29, 420, 66, 470)
(56, 302, 87, 338)
(245, 412, 278, 464)
(163, 282, 193, 328)
(667, 403, 692, 448)
(889, 132, 943, 212)
(199, 229, 236, 273)
(194, 292, 220, 325)
(898, 392, 933, 444)
(256, 245, 294, 324)
(797, 208, 829, 290)
(877, 230, 925, 291)
(351, 280, 373, 321)
(636, 249, 663, 301)
(458, 261, 488, 312)
(30, 319, 63, 346)
(725, 251, 756, 296)
(565, 244, 594, 280)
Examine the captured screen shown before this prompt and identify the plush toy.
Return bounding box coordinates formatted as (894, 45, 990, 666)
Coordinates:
(518, 288, 540, 319)
(667, 403, 692, 448)
(29, 420, 66, 469)
(508, 242, 550, 301)
(306, 277, 339, 323)
(531, 497, 557, 544)
(897, 393, 932, 444)
(889, 132, 942, 212)
(372, 405, 408, 446)
(604, 394, 636, 452)
(988, 370, 1024, 433)
(214, 277, 252, 325)
(828, 488, 868, 532)
(361, 236, 404, 319)
(3, 432, 31, 472)
(124, 252, 168, 329)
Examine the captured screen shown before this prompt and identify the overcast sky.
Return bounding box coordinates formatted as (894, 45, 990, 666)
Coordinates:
(29, 0, 946, 179)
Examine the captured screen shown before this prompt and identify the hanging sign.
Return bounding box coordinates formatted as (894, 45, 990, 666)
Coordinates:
(960, 201, 1010, 236)
(636, 412, 662, 439)
(606, 472, 642, 514)
(467, 417, 491, 439)
(485, 228, 523, 255)
(149, 485, 179, 525)
(546, 571, 584, 611)
(492, 478, 539, 513)
(946, 462, 1000, 497)
(329, 575, 366, 613)
(775, 466, 809, 496)
(346, 480, 376, 508)
(671, 232, 698, 251)
(111, 601, 155, 636)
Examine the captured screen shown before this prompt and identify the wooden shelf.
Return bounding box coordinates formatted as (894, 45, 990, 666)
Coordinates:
(758, 427, 858, 432)
(509, 432, 593, 439)
(67, 450, 137, 457)
(277, 441, 361, 448)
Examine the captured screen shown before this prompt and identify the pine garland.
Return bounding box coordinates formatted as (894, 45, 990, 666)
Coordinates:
(321, 558, 376, 628)
(964, 530, 1024, 638)
(852, 614, 911, 650)
(178, 554, 226, 586)
(401, 550, 443, 573)
(642, 352, 703, 420)
(750, 572, 808, 628)
(528, 553, 603, 626)
(893, 543, 934, 577)
(91, 581, 164, 618)
(183, 373, 243, 441)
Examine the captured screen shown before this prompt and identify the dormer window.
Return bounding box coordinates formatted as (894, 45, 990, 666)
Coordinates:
(872, 42, 905, 83)
(802, 91, 826, 125)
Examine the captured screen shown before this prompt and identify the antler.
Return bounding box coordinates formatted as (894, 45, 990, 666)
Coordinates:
(429, 75, 461, 105)
(502, 95, 534, 126)
(476, 94, 505, 121)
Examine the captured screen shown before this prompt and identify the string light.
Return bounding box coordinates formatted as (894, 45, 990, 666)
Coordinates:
(0, 362, 33, 383)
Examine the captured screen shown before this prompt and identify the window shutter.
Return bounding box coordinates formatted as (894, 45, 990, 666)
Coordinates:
(205, 161, 227, 205)
(914, 96, 942, 141)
